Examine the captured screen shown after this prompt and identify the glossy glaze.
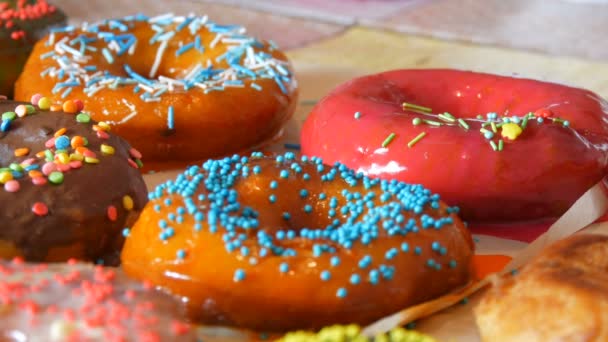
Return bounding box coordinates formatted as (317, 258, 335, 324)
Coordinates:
(121, 156, 474, 331)
(15, 16, 298, 165)
(301, 69, 608, 222)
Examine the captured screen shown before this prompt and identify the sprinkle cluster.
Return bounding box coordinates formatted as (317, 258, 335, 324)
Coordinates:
(145, 152, 461, 298)
(278, 324, 436, 342)
(0, 94, 142, 220)
(397, 102, 572, 151)
(0, 0, 59, 40)
(0, 258, 195, 341)
(41, 13, 293, 127)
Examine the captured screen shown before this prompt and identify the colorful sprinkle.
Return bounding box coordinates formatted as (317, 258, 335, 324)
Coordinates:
(32, 202, 49, 216)
(381, 133, 397, 148)
(407, 132, 427, 148)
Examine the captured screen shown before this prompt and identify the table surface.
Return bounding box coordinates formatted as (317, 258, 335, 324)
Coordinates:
(52, 1, 608, 340)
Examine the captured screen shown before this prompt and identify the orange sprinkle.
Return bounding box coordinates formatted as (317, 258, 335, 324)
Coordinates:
(71, 136, 85, 148)
(50, 104, 62, 112)
(75, 146, 89, 154)
(62, 100, 78, 114)
(14, 148, 29, 157)
(28, 170, 43, 178)
(54, 127, 67, 137)
(35, 151, 46, 158)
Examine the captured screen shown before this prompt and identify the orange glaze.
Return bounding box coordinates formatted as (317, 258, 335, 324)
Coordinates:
(15, 14, 298, 166)
(122, 153, 474, 331)
(472, 254, 512, 280)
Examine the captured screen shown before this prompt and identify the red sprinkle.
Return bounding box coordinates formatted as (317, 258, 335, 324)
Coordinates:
(127, 159, 139, 169)
(32, 177, 47, 186)
(32, 202, 48, 216)
(534, 108, 553, 118)
(73, 99, 84, 112)
(170, 321, 191, 335)
(69, 160, 83, 169)
(129, 148, 142, 159)
(107, 205, 118, 221)
(97, 130, 110, 140)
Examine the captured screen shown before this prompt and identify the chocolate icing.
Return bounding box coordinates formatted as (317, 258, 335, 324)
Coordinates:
(0, 100, 147, 265)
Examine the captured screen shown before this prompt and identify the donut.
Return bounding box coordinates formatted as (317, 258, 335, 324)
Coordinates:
(279, 324, 436, 342)
(0, 96, 147, 265)
(15, 13, 298, 166)
(0, 258, 197, 341)
(120, 152, 474, 331)
(0, 0, 66, 97)
(301, 69, 608, 223)
(474, 233, 608, 342)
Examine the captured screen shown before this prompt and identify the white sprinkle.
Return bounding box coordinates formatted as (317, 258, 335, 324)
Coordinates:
(149, 40, 168, 78)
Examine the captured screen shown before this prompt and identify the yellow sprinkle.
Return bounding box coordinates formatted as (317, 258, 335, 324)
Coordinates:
(122, 195, 134, 211)
(14, 148, 30, 157)
(501, 123, 523, 140)
(55, 152, 70, 164)
(100, 144, 115, 155)
(54, 127, 67, 137)
(37, 97, 52, 110)
(69, 153, 84, 161)
(0, 171, 13, 184)
(98, 122, 111, 131)
(84, 157, 100, 164)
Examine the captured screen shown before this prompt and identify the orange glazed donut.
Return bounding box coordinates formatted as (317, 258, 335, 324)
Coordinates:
(15, 14, 298, 165)
(121, 152, 474, 331)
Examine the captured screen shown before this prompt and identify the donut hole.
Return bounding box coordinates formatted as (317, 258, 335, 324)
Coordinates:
(232, 165, 336, 236)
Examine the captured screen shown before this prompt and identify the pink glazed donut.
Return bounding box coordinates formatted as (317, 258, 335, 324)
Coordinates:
(301, 69, 608, 223)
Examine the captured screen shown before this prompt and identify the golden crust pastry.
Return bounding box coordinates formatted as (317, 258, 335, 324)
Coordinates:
(474, 233, 608, 342)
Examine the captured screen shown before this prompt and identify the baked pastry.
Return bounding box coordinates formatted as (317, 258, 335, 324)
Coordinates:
(0, 96, 147, 265)
(474, 233, 608, 341)
(121, 152, 474, 331)
(0, 0, 66, 97)
(15, 13, 298, 167)
(0, 258, 197, 341)
(301, 69, 608, 223)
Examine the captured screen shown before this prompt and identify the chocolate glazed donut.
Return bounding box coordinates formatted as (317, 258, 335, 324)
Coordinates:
(0, 98, 147, 265)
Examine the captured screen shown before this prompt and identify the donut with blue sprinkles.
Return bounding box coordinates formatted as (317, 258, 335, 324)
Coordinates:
(15, 13, 298, 164)
(120, 152, 474, 331)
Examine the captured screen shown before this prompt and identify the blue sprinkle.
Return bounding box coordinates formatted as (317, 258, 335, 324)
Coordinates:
(279, 262, 289, 273)
(330, 256, 341, 267)
(233, 269, 246, 282)
(167, 106, 175, 130)
(349, 274, 361, 285)
(320, 270, 331, 281)
(336, 288, 347, 298)
(122, 228, 130, 237)
(54, 135, 70, 150)
(177, 249, 187, 259)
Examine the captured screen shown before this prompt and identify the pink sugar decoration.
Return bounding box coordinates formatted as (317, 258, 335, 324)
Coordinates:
(4, 180, 20, 192)
(44, 137, 55, 148)
(41, 162, 57, 175)
(30, 94, 43, 106)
